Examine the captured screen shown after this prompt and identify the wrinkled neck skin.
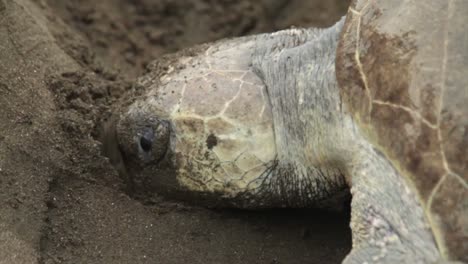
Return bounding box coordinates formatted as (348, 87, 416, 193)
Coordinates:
(253, 18, 440, 262)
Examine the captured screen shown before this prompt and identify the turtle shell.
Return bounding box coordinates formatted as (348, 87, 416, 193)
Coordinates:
(336, 0, 467, 260)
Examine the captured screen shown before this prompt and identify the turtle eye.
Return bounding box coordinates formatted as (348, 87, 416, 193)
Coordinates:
(139, 127, 154, 152)
(137, 121, 170, 164)
(115, 111, 171, 166)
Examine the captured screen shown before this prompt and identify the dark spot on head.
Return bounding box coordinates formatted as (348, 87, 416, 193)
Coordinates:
(206, 133, 218, 149)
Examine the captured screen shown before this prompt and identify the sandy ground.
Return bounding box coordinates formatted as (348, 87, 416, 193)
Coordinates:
(0, 0, 351, 263)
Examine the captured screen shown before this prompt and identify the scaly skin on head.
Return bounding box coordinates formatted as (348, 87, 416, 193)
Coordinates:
(115, 36, 280, 205)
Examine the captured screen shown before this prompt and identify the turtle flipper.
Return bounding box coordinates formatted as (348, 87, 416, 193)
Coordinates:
(347, 144, 440, 263)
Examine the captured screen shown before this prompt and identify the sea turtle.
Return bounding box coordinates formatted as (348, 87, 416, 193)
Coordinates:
(106, 0, 467, 262)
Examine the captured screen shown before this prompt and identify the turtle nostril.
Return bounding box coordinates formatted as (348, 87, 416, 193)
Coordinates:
(140, 135, 153, 152)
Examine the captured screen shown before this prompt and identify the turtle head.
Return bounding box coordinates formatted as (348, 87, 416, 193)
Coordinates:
(108, 41, 277, 206)
(105, 24, 350, 209)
